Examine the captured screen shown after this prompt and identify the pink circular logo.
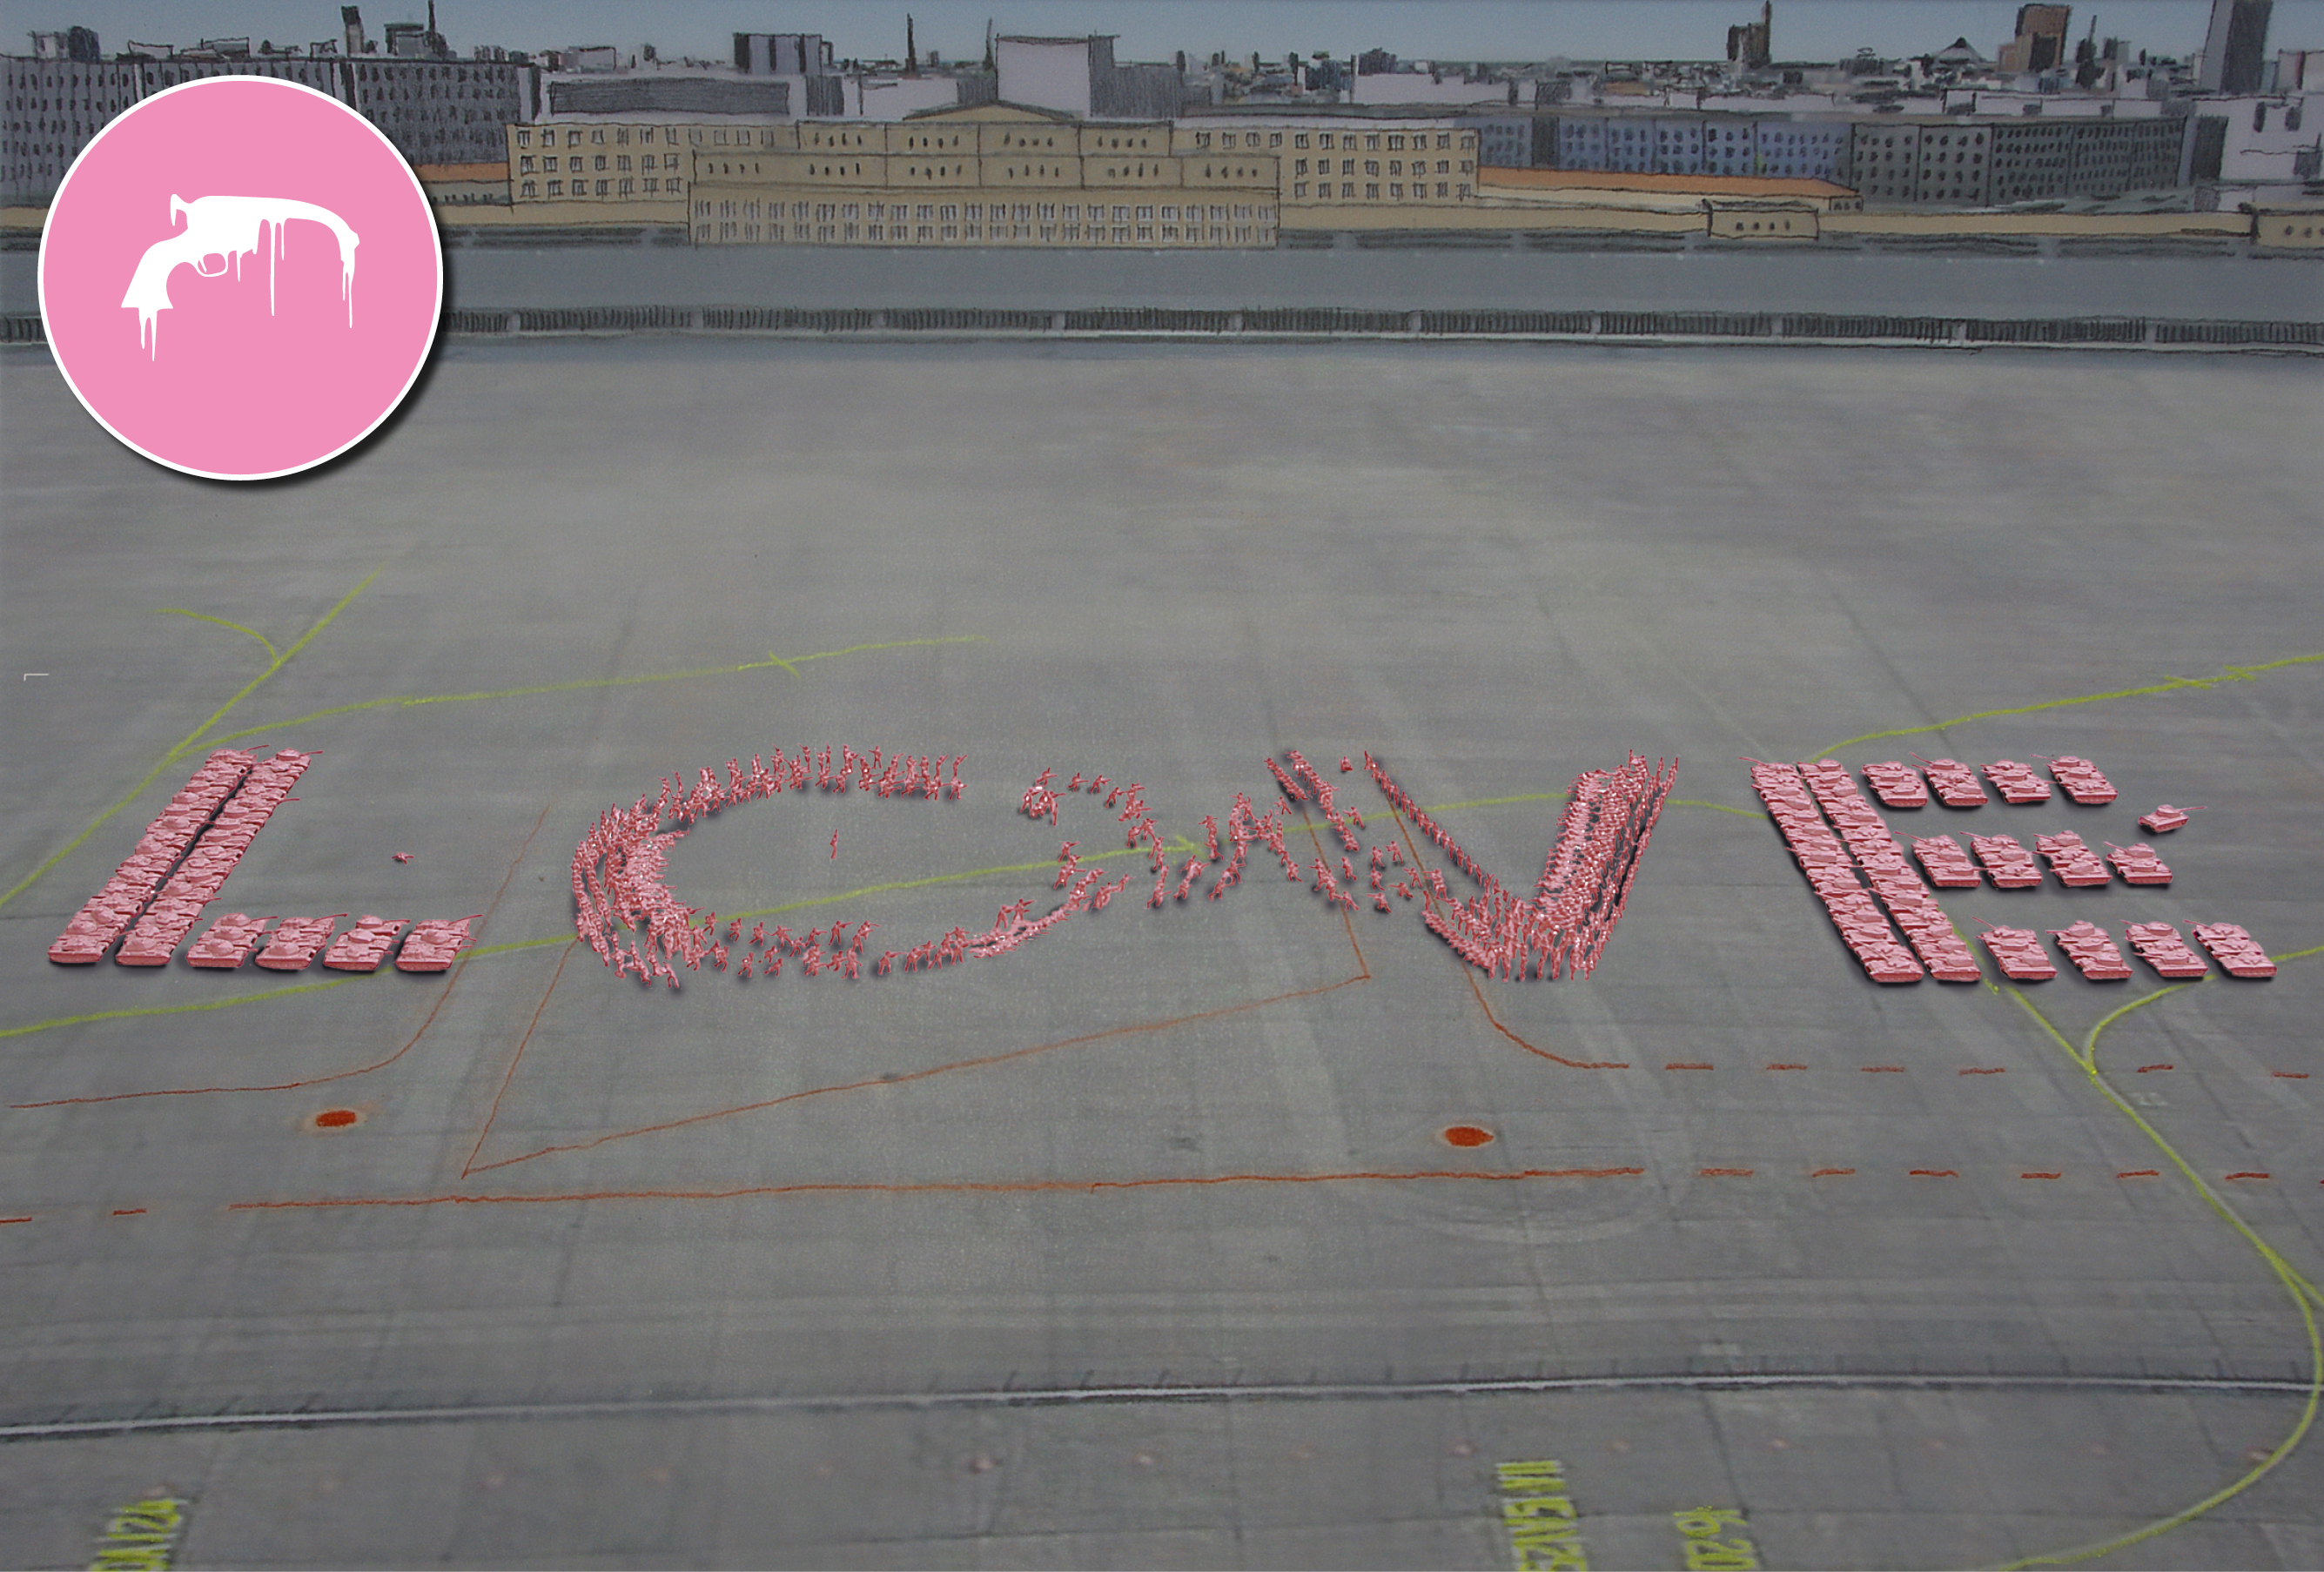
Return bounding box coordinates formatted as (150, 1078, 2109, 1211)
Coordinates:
(39, 76, 441, 480)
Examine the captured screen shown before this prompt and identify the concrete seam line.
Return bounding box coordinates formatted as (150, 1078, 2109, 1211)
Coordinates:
(3, 1372, 2314, 1440)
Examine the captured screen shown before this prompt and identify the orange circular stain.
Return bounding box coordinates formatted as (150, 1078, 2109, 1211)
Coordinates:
(1441, 1125, 1494, 1148)
(312, 1108, 361, 1129)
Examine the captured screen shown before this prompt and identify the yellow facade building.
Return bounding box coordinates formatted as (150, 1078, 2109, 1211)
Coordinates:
(505, 118, 762, 224)
(1170, 115, 1481, 228)
(684, 104, 1280, 246)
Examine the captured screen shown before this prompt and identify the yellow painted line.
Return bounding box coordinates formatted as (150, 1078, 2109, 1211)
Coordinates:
(633, 847, 1199, 930)
(155, 608, 277, 662)
(0, 567, 384, 915)
(1811, 652, 2324, 759)
(0, 848, 1171, 1043)
(1667, 798, 1764, 819)
(1993, 943, 2324, 1569)
(198, 635, 991, 750)
(1401, 794, 1758, 820)
(0, 627, 981, 918)
(0, 973, 378, 1041)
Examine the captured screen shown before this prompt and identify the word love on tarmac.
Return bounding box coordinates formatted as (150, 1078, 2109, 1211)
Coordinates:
(571, 747, 1676, 991)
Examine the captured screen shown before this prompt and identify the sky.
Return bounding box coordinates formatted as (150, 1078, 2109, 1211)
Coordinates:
(44, 0, 2324, 68)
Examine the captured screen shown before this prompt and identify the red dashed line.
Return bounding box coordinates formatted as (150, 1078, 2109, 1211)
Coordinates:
(1700, 1167, 1755, 1178)
(110, 1208, 144, 1217)
(2224, 1172, 2272, 1183)
(1860, 1066, 1905, 1074)
(2137, 1064, 2174, 1074)
(0, 1215, 30, 1225)
(1764, 1063, 1807, 1072)
(2118, 1170, 2161, 1179)
(1909, 1169, 1959, 1179)
(1810, 1167, 1856, 1178)
(1664, 1062, 1714, 1071)
(2273, 1072, 2311, 1079)
(1958, 1067, 2005, 1076)
(2020, 1172, 2063, 1180)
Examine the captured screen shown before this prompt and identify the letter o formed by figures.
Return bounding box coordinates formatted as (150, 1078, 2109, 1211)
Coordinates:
(39, 77, 441, 480)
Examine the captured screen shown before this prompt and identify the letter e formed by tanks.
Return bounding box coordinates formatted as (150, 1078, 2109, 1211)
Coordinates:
(120, 192, 360, 359)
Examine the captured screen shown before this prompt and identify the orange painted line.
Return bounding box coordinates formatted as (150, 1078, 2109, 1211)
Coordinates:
(1908, 1169, 1959, 1178)
(1810, 1167, 1856, 1178)
(1391, 805, 1627, 1072)
(2224, 1172, 2272, 1182)
(1286, 795, 1374, 984)
(10, 803, 554, 1109)
(1699, 1167, 1754, 1177)
(1764, 1062, 1806, 1071)
(1859, 1065, 1904, 1073)
(465, 972, 1369, 1176)
(2020, 1172, 2062, 1180)
(1454, 945, 1626, 1067)
(229, 1165, 1653, 1213)
(2136, 1064, 2174, 1074)
(1958, 1067, 2005, 1075)
(2272, 1071, 2311, 1079)
(2118, 1170, 2161, 1179)
(110, 1207, 145, 1216)
(1665, 1062, 1714, 1071)
(460, 937, 580, 1179)
(468, 803, 1379, 1175)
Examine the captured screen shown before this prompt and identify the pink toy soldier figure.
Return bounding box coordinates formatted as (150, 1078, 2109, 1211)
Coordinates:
(877, 951, 898, 976)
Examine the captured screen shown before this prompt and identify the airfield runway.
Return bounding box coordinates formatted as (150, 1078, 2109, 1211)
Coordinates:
(2, 338, 2321, 1568)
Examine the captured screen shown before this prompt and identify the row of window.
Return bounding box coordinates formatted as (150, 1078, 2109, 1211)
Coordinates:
(520, 152, 680, 173)
(698, 198, 1273, 224)
(520, 177, 685, 197)
(352, 64, 510, 83)
(516, 124, 762, 148)
(1291, 180, 1463, 200)
(1294, 157, 1466, 178)
(699, 219, 1273, 245)
(1193, 130, 1464, 151)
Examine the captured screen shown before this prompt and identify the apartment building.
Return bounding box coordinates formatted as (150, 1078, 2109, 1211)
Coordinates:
(4, 47, 534, 205)
(508, 118, 730, 213)
(1174, 113, 1480, 212)
(1848, 113, 2186, 204)
(684, 104, 1278, 245)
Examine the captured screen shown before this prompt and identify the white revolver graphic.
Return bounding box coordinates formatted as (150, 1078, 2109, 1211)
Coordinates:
(121, 193, 359, 358)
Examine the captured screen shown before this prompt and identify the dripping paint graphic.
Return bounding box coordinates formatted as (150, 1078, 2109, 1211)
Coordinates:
(120, 194, 359, 358)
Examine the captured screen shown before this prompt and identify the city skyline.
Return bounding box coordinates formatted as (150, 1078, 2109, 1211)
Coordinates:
(29, 0, 2324, 67)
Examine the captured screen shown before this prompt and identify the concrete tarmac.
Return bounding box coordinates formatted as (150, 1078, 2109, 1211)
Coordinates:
(2, 338, 2320, 1568)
